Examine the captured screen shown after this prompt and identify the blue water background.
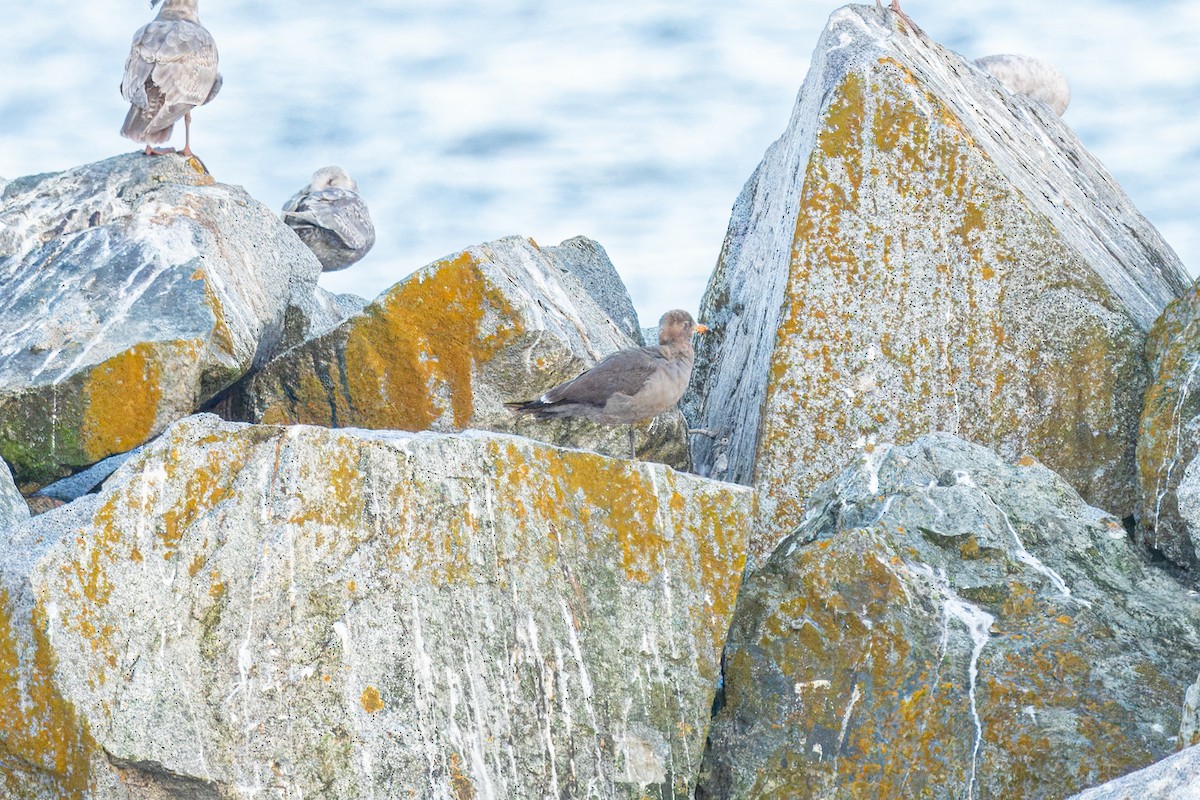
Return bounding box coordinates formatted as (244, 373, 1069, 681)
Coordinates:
(1, 1, 1197, 324)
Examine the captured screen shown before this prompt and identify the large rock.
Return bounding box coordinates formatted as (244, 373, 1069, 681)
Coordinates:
(3, 414, 751, 798)
(218, 235, 690, 467)
(1068, 746, 1200, 800)
(698, 434, 1200, 799)
(0, 153, 329, 489)
(685, 4, 1190, 560)
(1137, 282, 1200, 576)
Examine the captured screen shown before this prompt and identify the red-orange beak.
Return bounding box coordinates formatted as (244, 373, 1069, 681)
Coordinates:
(695, 324, 709, 334)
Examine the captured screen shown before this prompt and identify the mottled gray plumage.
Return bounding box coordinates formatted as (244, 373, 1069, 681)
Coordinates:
(510, 310, 707, 424)
(282, 167, 377, 272)
(975, 54, 1071, 116)
(120, 0, 221, 154)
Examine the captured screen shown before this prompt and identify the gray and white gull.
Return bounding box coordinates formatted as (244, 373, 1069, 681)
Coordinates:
(282, 167, 377, 272)
(120, 0, 221, 157)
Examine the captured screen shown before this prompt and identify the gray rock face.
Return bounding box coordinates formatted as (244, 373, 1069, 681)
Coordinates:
(220, 235, 690, 468)
(1137, 283, 1200, 576)
(543, 235, 644, 345)
(1068, 745, 1200, 800)
(5, 414, 752, 798)
(698, 433, 1200, 799)
(0, 153, 326, 488)
(1183, 673, 1200, 749)
(684, 4, 1189, 560)
(32, 446, 145, 504)
(0, 459, 27, 531)
(273, 285, 369, 360)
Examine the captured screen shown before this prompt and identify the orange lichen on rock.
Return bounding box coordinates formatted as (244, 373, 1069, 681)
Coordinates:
(751, 52, 1143, 554)
(256, 248, 523, 432)
(0, 594, 93, 796)
(360, 686, 384, 713)
(80, 343, 163, 463)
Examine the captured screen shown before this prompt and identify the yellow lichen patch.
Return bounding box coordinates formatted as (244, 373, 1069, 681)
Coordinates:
(688, 490, 750, 664)
(59, 493, 129, 677)
(80, 343, 163, 462)
(360, 685, 384, 713)
(286, 447, 365, 530)
(739, 535, 971, 795)
(818, 73, 865, 199)
(192, 270, 236, 360)
(524, 447, 665, 583)
(261, 248, 524, 432)
(481, 438, 748, 679)
(0, 594, 93, 796)
(160, 445, 246, 560)
(448, 752, 477, 800)
(748, 48, 1129, 551)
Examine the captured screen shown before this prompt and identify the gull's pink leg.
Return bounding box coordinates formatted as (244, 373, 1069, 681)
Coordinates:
(181, 111, 194, 158)
(877, 0, 922, 33)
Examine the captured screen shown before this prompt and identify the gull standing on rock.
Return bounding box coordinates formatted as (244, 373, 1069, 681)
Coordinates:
(282, 167, 377, 272)
(120, 0, 221, 158)
(509, 310, 708, 425)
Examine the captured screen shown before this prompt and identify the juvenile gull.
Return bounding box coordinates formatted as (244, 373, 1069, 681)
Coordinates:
(975, 54, 1071, 116)
(282, 167, 377, 271)
(120, 0, 221, 157)
(509, 309, 707, 424)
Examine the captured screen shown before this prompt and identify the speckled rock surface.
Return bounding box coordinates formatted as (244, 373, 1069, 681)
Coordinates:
(1, 413, 750, 798)
(1068, 745, 1200, 800)
(274, 286, 370, 359)
(218, 235, 691, 468)
(544, 236, 644, 345)
(1183, 673, 1200, 749)
(0, 459, 26, 531)
(0, 513, 110, 799)
(684, 4, 1190, 561)
(697, 434, 1200, 800)
(0, 153, 325, 489)
(1137, 283, 1200, 577)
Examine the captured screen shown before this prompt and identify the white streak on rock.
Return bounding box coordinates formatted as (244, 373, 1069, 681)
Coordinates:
(956, 470, 1089, 607)
(833, 682, 863, 776)
(1153, 356, 1200, 547)
(912, 563, 993, 800)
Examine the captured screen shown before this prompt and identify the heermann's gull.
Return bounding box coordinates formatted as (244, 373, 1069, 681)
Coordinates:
(975, 54, 1071, 116)
(120, 0, 221, 158)
(282, 167, 377, 272)
(509, 309, 707, 425)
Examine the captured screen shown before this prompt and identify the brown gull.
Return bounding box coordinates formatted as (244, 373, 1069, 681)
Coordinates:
(120, 0, 221, 157)
(282, 167, 377, 272)
(509, 310, 708, 425)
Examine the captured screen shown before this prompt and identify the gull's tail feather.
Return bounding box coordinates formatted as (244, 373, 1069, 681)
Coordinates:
(121, 104, 172, 145)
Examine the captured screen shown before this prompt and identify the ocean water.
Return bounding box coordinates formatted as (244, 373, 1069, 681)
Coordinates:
(1, 0, 1197, 325)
